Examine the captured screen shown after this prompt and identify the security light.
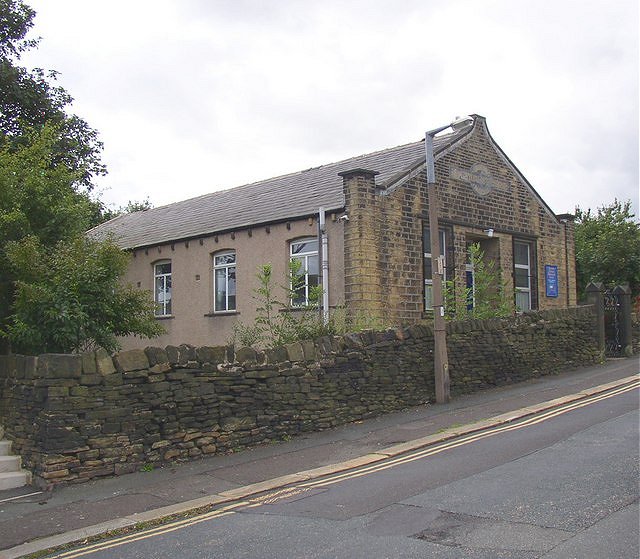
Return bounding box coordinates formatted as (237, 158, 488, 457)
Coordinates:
(451, 115, 474, 132)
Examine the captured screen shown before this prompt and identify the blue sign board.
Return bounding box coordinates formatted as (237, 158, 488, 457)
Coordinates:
(545, 265, 559, 298)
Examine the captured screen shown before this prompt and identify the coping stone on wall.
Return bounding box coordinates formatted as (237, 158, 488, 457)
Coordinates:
(10, 355, 36, 380)
(145, 347, 169, 367)
(25, 355, 38, 379)
(235, 346, 258, 364)
(37, 354, 82, 379)
(3, 355, 15, 378)
(164, 344, 197, 367)
(300, 340, 316, 361)
(264, 346, 289, 364)
(178, 344, 197, 366)
(343, 333, 364, 349)
(81, 352, 97, 375)
(333, 336, 347, 352)
(285, 342, 305, 363)
(196, 346, 226, 365)
(165, 345, 180, 365)
(376, 329, 401, 343)
(96, 348, 116, 376)
(408, 324, 429, 339)
(357, 330, 376, 347)
(113, 349, 149, 373)
(315, 336, 334, 356)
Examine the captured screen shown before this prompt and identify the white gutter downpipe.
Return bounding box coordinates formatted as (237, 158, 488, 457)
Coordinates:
(318, 207, 330, 325)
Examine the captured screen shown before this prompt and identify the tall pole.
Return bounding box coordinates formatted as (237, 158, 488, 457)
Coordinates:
(426, 127, 450, 404)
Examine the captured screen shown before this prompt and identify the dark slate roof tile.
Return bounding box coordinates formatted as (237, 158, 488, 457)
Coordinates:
(89, 131, 463, 249)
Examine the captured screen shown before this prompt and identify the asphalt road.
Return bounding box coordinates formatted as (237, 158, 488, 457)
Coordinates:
(42, 384, 639, 559)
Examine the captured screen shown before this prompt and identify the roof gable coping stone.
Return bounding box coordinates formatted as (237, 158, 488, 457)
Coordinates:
(337, 168, 380, 179)
(379, 122, 477, 196)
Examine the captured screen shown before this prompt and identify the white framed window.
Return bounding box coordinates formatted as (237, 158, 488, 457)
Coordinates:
(290, 238, 319, 306)
(154, 260, 172, 316)
(514, 241, 532, 311)
(213, 251, 236, 312)
(423, 229, 446, 310)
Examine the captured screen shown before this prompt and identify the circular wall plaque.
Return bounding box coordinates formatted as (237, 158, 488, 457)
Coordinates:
(469, 163, 494, 196)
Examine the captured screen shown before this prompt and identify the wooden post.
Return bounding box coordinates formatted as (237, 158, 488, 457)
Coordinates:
(428, 184, 450, 404)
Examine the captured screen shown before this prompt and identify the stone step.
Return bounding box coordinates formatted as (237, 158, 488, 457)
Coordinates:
(0, 471, 30, 491)
(0, 455, 21, 473)
(0, 440, 11, 456)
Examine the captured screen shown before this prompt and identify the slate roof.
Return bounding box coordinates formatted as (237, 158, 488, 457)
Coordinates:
(89, 130, 467, 250)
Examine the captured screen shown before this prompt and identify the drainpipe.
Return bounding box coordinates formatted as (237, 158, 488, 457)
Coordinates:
(318, 207, 330, 325)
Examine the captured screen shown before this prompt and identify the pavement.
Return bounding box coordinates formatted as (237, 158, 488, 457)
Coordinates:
(0, 357, 638, 559)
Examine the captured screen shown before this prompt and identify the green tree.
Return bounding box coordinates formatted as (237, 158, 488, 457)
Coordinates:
(0, 124, 97, 244)
(0, 2, 161, 354)
(574, 199, 640, 297)
(98, 198, 154, 224)
(0, 123, 103, 349)
(0, 0, 106, 190)
(3, 235, 163, 354)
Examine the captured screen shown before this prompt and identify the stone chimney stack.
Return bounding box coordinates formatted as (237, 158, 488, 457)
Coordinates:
(339, 168, 385, 321)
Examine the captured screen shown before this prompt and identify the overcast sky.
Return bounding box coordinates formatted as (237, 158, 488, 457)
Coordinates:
(21, 0, 639, 218)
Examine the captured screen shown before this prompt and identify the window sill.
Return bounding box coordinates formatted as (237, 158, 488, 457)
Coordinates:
(204, 311, 240, 317)
(155, 315, 174, 320)
(279, 306, 317, 313)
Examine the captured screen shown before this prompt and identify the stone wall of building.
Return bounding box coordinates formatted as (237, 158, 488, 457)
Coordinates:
(341, 116, 577, 326)
(0, 307, 598, 488)
(341, 169, 386, 319)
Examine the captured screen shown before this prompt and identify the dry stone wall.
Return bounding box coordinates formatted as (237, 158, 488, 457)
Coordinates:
(0, 307, 599, 488)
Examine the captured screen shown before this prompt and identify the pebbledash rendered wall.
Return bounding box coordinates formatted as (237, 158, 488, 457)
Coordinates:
(0, 307, 599, 488)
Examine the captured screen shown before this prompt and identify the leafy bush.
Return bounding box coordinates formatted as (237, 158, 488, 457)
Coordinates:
(3, 234, 164, 354)
(575, 199, 640, 297)
(231, 261, 388, 349)
(444, 243, 514, 320)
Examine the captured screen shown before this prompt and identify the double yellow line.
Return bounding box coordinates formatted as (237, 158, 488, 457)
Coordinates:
(294, 379, 639, 490)
(46, 379, 639, 559)
(45, 501, 247, 559)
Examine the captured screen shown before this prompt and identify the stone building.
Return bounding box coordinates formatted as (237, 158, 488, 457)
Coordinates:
(90, 114, 577, 349)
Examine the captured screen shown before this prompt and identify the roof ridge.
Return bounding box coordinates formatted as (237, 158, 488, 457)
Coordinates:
(132, 138, 428, 214)
(305, 138, 425, 170)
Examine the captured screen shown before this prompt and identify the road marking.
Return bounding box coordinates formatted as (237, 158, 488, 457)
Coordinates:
(299, 380, 639, 489)
(42, 379, 638, 559)
(47, 502, 248, 559)
(0, 491, 43, 504)
(246, 485, 313, 506)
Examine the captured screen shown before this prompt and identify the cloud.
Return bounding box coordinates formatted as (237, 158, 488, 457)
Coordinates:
(20, 0, 639, 218)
